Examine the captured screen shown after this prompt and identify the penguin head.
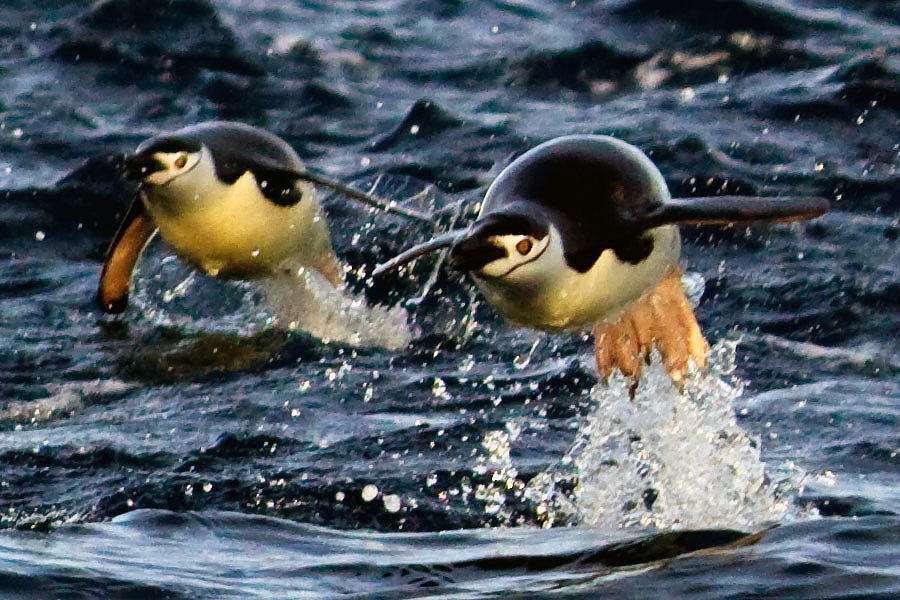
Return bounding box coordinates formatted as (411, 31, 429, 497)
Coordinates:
(447, 211, 556, 280)
(123, 136, 204, 186)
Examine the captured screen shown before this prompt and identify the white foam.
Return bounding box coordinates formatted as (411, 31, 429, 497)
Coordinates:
(128, 247, 412, 350)
(259, 268, 412, 351)
(0, 379, 135, 427)
(524, 340, 808, 531)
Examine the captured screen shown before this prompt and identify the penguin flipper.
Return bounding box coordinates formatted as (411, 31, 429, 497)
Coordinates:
(372, 229, 469, 276)
(245, 155, 433, 223)
(296, 168, 434, 222)
(593, 266, 707, 384)
(96, 196, 158, 313)
(646, 195, 829, 227)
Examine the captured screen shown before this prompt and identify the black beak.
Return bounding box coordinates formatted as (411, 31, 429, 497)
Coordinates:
(448, 235, 508, 272)
(123, 153, 166, 180)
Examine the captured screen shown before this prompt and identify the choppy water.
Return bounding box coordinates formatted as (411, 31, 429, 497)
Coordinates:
(1, 0, 899, 597)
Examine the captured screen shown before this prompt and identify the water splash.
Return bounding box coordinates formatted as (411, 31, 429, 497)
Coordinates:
(130, 252, 270, 336)
(260, 268, 412, 351)
(472, 423, 527, 522)
(525, 340, 807, 531)
(128, 249, 412, 350)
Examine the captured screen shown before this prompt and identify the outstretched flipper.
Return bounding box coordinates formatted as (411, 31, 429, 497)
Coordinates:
(377, 196, 829, 281)
(239, 154, 434, 223)
(96, 197, 158, 313)
(645, 195, 828, 228)
(293, 168, 434, 223)
(594, 194, 826, 381)
(372, 229, 469, 276)
(593, 266, 707, 384)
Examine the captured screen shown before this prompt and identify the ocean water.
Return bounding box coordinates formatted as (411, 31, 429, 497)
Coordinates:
(0, 0, 899, 597)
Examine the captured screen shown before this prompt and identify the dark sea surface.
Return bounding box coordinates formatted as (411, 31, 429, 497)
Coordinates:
(1, 0, 899, 598)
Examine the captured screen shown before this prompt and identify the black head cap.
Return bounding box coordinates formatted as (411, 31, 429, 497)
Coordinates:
(125, 122, 307, 204)
(134, 135, 203, 156)
(447, 211, 549, 272)
(132, 121, 302, 180)
(124, 135, 203, 180)
(481, 135, 668, 271)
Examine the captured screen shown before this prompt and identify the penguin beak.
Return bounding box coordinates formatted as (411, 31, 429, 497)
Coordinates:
(123, 153, 167, 180)
(448, 235, 507, 272)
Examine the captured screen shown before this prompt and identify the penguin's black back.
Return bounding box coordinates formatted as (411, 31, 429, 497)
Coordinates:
(481, 135, 670, 271)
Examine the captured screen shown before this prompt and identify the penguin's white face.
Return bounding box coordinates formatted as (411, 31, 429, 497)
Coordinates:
(475, 232, 552, 279)
(448, 213, 558, 290)
(140, 150, 203, 186)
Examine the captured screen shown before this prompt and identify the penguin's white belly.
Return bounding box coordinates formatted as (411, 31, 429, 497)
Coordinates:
(476, 225, 681, 331)
(145, 173, 323, 278)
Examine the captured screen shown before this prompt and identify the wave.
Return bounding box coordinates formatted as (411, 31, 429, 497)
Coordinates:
(1, 509, 898, 599)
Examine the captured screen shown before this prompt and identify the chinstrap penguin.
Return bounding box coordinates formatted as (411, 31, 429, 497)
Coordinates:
(375, 134, 828, 382)
(97, 120, 428, 315)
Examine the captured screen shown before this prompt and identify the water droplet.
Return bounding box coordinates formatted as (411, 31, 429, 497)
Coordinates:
(383, 494, 401, 512)
(432, 378, 449, 398)
(361, 484, 378, 502)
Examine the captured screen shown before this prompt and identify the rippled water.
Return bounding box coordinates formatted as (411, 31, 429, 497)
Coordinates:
(1, 0, 899, 597)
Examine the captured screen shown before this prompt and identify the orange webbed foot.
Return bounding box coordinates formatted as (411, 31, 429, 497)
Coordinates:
(592, 266, 708, 386)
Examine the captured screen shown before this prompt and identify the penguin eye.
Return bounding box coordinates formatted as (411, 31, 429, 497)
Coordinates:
(174, 153, 188, 169)
(515, 238, 533, 255)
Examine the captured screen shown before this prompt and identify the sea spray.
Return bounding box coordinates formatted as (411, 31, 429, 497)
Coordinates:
(519, 341, 808, 530)
(129, 249, 412, 350)
(260, 268, 412, 351)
